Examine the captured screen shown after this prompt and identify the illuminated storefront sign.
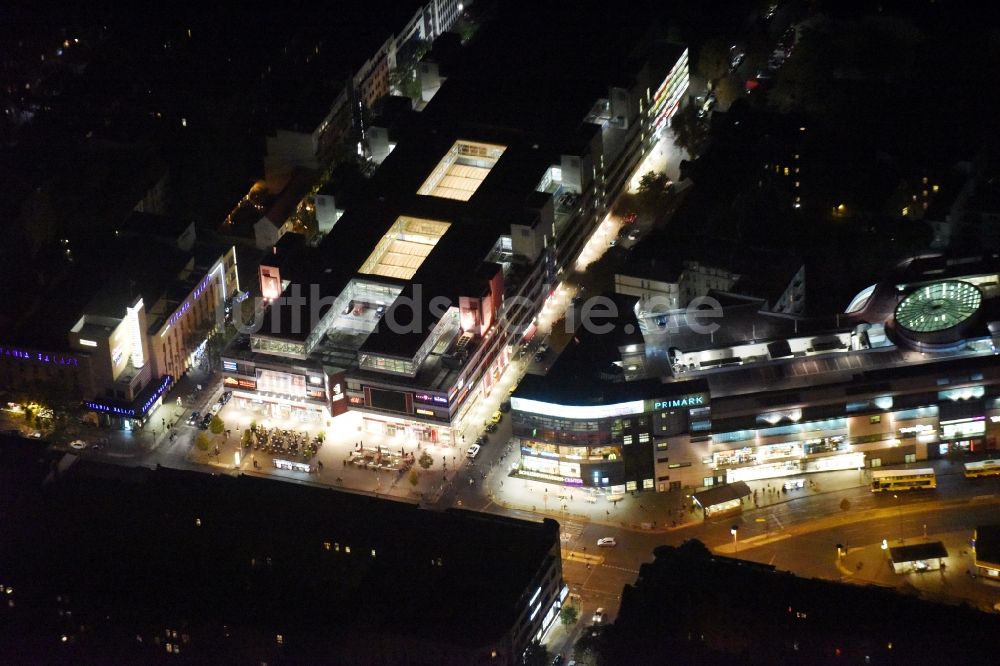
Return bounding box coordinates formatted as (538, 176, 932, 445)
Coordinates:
(273, 459, 310, 473)
(85, 374, 173, 418)
(414, 392, 449, 406)
(899, 424, 935, 436)
(651, 393, 707, 410)
(223, 360, 238, 372)
(1, 346, 81, 366)
(940, 417, 985, 440)
(415, 408, 435, 417)
(237, 378, 257, 390)
(330, 383, 345, 402)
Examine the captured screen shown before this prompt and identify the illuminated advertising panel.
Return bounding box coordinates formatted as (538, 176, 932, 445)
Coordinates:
(256, 369, 306, 396)
(510, 397, 645, 420)
(940, 417, 986, 440)
(328, 370, 349, 417)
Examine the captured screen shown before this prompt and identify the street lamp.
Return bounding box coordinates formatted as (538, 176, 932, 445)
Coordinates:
(731, 525, 739, 554)
(893, 494, 903, 543)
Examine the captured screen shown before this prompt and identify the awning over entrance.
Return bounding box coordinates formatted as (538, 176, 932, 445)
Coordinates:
(693, 481, 752, 517)
(889, 541, 948, 573)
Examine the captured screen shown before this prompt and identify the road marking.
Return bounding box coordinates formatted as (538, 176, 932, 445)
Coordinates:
(971, 494, 995, 503)
(601, 564, 639, 574)
(561, 520, 587, 539)
(564, 550, 604, 565)
(772, 514, 784, 530)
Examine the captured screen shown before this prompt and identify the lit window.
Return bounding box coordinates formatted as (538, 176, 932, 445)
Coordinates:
(639, 433, 650, 443)
(623, 435, 633, 445)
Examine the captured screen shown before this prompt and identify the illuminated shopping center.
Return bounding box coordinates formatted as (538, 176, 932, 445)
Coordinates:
(512, 255, 1000, 493)
(220, 22, 690, 444)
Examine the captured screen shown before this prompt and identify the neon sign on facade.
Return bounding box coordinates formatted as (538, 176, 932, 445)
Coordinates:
(84, 374, 173, 418)
(0, 346, 79, 366)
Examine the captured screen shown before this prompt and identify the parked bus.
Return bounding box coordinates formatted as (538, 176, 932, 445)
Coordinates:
(871, 468, 937, 492)
(964, 459, 1000, 479)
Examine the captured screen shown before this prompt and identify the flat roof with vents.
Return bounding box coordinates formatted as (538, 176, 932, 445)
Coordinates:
(357, 216, 451, 281)
(417, 140, 507, 201)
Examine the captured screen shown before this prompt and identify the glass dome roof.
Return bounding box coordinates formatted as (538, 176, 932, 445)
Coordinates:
(895, 280, 982, 333)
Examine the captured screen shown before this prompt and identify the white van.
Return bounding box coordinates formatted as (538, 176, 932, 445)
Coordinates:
(467, 444, 481, 459)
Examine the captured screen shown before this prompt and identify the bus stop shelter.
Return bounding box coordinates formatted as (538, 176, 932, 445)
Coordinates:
(889, 542, 948, 574)
(693, 482, 752, 519)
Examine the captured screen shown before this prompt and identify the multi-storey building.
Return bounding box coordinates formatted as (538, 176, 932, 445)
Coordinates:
(514, 253, 1000, 494)
(222, 3, 690, 445)
(0, 218, 238, 429)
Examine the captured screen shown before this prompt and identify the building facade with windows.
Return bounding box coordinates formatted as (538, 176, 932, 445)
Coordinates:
(515, 254, 1000, 493)
(0, 222, 239, 430)
(221, 4, 691, 445)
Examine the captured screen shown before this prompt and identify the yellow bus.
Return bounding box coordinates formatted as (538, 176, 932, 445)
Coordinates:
(964, 459, 1000, 479)
(871, 468, 936, 492)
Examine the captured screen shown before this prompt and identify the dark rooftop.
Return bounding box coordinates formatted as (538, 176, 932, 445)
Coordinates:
(889, 541, 948, 563)
(0, 456, 560, 661)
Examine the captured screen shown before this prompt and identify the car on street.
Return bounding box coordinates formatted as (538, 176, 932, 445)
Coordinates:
(627, 230, 640, 241)
(199, 414, 213, 430)
(467, 444, 481, 459)
(484, 422, 498, 433)
(499, 400, 511, 413)
(597, 537, 617, 547)
(783, 479, 805, 490)
(186, 411, 200, 427)
(490, 410, 503, 425)
(475, 434, 488, 447)
(592, 608, 606, 624)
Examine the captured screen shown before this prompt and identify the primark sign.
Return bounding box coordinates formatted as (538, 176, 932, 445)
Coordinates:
(650, 393, 708, 411)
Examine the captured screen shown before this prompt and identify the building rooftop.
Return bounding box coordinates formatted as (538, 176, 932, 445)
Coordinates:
(0, 460, 560, 660)
(604, 539, 1000, 664)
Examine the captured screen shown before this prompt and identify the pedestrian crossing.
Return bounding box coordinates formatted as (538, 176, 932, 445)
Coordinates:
(560, 519, 587, 541)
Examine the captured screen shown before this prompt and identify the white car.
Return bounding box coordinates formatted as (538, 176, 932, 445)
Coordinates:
(597, 537, 617, 547)
(467, 444, 481, 459)
(592, 608, 606, 624)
